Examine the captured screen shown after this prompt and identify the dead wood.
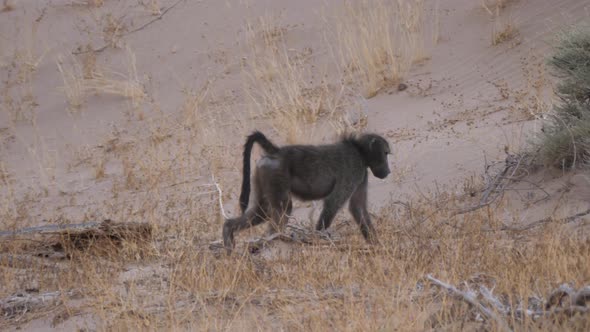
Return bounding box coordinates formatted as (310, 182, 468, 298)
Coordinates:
(426, 274, 512, 332)
(0, 253, 66, 269)
(0, 222, 102, 237)
(0, 290, 76, 319)
(573, 287, 590, 307)
(426, 275, 590, 329)
(0, 220, 152, 252)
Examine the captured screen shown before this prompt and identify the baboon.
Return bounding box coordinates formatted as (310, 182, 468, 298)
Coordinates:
(222, 131, 391, 249)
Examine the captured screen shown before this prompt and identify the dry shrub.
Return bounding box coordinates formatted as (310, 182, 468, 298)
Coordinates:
(330, 0, 428, 98)
(537, 24, 590, 168)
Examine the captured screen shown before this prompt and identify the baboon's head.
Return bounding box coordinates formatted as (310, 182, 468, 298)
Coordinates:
(357, 134, 391, 179)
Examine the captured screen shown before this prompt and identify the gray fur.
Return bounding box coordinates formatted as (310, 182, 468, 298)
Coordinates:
(222, 132, 391, 250)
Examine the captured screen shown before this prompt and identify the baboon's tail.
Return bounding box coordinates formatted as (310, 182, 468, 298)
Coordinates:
(239, 131, 280, 213)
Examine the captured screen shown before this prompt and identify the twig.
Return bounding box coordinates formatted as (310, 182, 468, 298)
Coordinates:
(426, 274, 512, 332)
(498, 208, 590, 232)
(127, 0, 184, 34)
(72, 0, 185, 54)
(453, 153, 543, 216)
(497, 176, 550, 201)
(211, 175, 229, 220)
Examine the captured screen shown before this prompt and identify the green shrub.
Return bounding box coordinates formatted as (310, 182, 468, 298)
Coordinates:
(539, 25, 590, 168)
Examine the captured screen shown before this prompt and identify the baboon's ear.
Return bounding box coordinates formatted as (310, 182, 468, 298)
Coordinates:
(369, 137, 376, 151)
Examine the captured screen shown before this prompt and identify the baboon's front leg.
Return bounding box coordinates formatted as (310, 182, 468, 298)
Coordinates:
(348, 173, 378, 243)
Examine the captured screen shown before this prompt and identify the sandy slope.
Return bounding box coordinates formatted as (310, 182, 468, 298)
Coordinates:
(1, 0, 590, 328)
(0, 0, 588, 225)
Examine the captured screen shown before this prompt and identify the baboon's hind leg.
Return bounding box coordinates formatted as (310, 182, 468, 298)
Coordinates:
(222, 206, 267, 249)
(223, 174, 269, 249)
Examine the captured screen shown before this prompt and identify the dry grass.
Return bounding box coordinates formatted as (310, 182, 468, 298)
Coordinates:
(101, 13, 126, 48)
(483, 0, 520, 46)
(1, 0, 14, 12)
(144, 0, 162, 16)
(56, 55, 86, 111)
(514, 53, 551, 120)
(481, 0, 515, 15)
(329, 0, 428, 98)
(492, 21, 518, 46)
(243, 14, 351, 143)
(0, 22, 45, 124)
(13, 26, 47, 85)
(1, 189, 588, 330)
(57, 48, 146, 113)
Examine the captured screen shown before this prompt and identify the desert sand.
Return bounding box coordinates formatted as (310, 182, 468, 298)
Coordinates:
(1, 0, 589, 330)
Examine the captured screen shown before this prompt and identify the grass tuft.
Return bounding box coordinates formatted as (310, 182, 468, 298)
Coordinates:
(329, 0, 428, 98)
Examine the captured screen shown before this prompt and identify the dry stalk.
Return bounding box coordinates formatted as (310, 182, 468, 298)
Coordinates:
(211, 174, 229, 220)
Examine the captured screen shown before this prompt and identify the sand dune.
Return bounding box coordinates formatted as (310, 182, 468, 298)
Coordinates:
(1, 0, 589, 329)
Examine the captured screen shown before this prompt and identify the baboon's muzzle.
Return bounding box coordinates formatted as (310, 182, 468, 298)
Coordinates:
(372, 166, 390, 179)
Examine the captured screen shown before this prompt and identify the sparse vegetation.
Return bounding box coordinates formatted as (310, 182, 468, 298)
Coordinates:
(483, 0, 520, 46)
(330, 0, 428, 98)
(537, 25, 590, 168)
(1, 0, 589, 330)
(243, 14, 351, 143)
(492, 21, 518, 45)
(57, 48, 146, 112)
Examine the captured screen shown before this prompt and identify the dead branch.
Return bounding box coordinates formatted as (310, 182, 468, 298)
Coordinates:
(573, 287, 590, 307)
(546, 284, 576, 309)
(427, 275, 590, 328)
(426, 274, 513, 332)
(0, 253, 67, 269)
(1, 290, 76, 319)
(0, 220, 152, 254)
(544, 284, 590, 311)
(0, 222, 101, 237)
(453, 153, 527, 216)
(0, 220, 151, 238)
(479, 286, 509, 315)
(499, 208, 590, 232)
